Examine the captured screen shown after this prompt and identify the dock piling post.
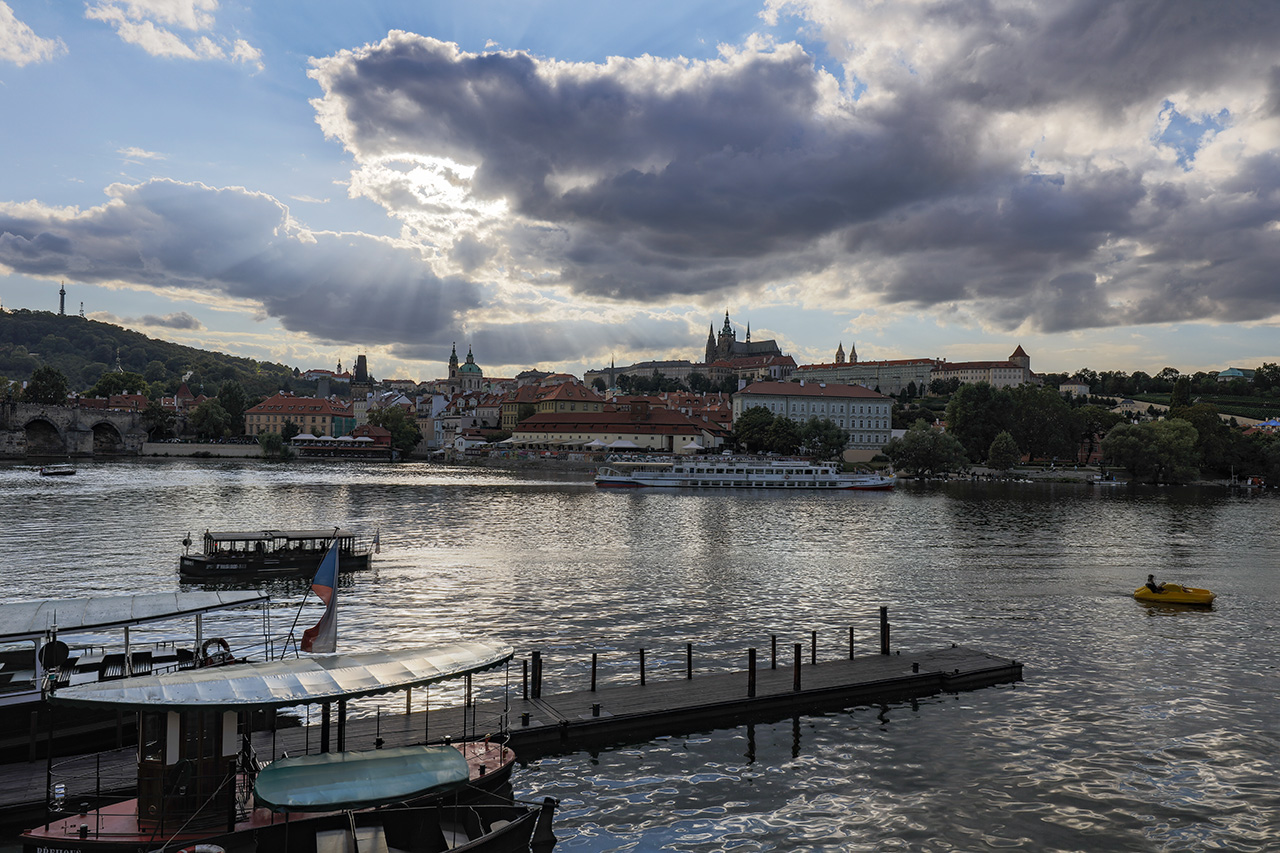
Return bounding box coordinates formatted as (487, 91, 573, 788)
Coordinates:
(592, 703, 600, 717)
(880, 607, 890, 655)
(639, 648, 646, 686)
(531, 651, 542, 699)
(747, 648, 757, 698)
(686, 643, 693, 680)
(912, 662, 919, 673)
(793, 644, 802, 691)
(591, 653, 597, 692)
(771, 634, 777, 670)
(849, 626, 854, 660)
(811, 630, 817, 666)
(523, 660, 529, 700)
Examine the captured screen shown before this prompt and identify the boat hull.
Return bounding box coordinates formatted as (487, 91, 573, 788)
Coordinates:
(178, 551, 372, 580)
(595, 458, 894, 491)
(1133, 583, 1215, 605)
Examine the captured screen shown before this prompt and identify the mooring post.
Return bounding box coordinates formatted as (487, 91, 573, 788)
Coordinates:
(532, 651, 542, 699)
(849, 626, 855, 660)
(337, 698, 346, 752)
(686, 642, 693, 680)
(771, 634, 778, 670)
(321, 701, 331, 753)
(811, 630, 817, 666)
(639, 648, 646, 686)
(590, 652, 598, 692)
(879, 606, 890, 655)
(793, 643, 802, 691)
(523, 659, 529, 700)
(747, 648, 757, 698)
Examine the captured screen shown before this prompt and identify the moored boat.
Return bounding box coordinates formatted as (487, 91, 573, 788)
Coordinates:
(0, 591, 269, 761)
(179, 528, 375, 581)
(1133, 583, 1216, 606)
(595, 456, 894, 490)
(38, 464, 76, 476)
(21, 641, 557, 853)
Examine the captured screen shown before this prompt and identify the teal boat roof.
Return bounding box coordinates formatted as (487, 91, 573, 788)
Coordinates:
(254, 744, 470, 812)
(48, 640, 513, 710)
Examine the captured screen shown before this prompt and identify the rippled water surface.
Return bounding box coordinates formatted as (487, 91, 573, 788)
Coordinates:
(2, 459, 1277, 851)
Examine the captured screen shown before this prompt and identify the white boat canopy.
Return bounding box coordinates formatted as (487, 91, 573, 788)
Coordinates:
(254, 744, 469, 812)
(0, 591, 270, 643)
(48, 640, 514, 711)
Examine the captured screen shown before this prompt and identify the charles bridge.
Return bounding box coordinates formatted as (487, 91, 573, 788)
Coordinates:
(0, 399, 148, 458)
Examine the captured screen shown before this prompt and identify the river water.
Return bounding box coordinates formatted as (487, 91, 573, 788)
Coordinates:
(1, 459, 1277, 852)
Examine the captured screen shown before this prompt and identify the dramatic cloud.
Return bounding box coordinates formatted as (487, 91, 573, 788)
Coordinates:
(92, 310, 204, 330)
(0, 3, 65, 66)
(308, 1, 1280, 335)
(0, 179, 481, 345)
(85, 0, 262, 70)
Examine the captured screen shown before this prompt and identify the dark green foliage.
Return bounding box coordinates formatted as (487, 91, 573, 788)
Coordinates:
(188, 399, 231, 440)
(366, 406, 423, 456)
(1102, 420, 1200, 483)
(883, 419, 969, 475)
(986, 431, 1021, 471)
(141, 400, 176, 439)
(801, 417, 848, 460)
(216, 380, 249, 434)
(0, 309, 306, 398)
(944, 383, 1014, 463)
(22, 364, 70, 404)
(730, 406, 774, 453)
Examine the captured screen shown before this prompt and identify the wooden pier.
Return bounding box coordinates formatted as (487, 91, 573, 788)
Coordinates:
(0, 638, 1020, 830)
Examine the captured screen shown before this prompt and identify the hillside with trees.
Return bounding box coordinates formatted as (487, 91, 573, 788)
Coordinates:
(0, 309, 318, 400)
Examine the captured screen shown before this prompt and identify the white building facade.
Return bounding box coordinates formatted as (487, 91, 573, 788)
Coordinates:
(732, 381, 892, 454)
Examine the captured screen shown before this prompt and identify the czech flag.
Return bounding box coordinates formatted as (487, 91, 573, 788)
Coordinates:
(301, 541, 339, 653)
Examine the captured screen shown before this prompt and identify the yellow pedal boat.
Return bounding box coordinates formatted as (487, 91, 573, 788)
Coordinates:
(1133, 583, 1215, 605)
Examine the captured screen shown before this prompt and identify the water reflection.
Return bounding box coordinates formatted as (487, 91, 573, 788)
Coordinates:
(1, 461, 1277, 851)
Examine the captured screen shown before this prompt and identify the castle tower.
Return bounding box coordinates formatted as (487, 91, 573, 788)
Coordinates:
(850, 341, 857, 364)
(835, 342, 845, 364)
(448, 343, 460, 380)
(704, 325, 716, 364)
(1009, 345, 1030, 371)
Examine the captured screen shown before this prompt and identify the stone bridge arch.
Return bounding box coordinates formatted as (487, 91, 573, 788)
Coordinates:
(23, 418, 67, 456)
(91, 421, 127, 454)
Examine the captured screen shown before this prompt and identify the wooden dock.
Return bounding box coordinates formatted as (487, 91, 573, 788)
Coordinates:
(0, 643, 1020, 829)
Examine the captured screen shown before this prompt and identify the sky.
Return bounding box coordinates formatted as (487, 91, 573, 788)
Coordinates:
(2, 1, 1278, 384)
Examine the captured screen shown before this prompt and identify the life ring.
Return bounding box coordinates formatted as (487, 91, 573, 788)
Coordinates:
(200, 637, 231, 664)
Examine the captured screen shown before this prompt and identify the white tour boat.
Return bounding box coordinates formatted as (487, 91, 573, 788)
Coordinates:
(595, 457, 895, 490)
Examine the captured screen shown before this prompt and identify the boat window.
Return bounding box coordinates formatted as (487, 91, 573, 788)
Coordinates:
(140, 712, 165, 762)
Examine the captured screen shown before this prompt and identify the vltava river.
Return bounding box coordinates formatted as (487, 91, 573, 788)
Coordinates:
(2, 459, 1277, 852)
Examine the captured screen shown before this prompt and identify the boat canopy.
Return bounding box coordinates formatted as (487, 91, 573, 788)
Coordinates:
(203, 529, 356, 542)
(254, 745, 470, 812)
(0, 591, 270, 643)
(48, 640, 514, 710)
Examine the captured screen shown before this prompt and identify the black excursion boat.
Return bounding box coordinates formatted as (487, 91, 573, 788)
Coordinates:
(179, 528, 375, 581)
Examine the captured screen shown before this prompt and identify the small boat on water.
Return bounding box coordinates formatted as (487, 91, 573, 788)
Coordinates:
(595, 456, 895, 490)
(21, 640, 557, 853)
(1133, 583, 1216, 606)
(179, 528, 375, 581)
(39, 463, 76, 476)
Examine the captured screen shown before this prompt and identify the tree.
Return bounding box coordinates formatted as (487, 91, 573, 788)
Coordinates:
(517, 403, 537, 424)
(883, 419, 969, 475)
(944, 382, 1014, 463)
(987, 431, 1021, 472)
(802, 417, 848, 460)
(257, 431, 293, 461)
(1075, 405, 1122, 464)
(280, 419, 301, 441)
(22, 365, 69, 404)
(216, 380, 249, 434)
(1102, 420, 1199, 484)
(687, 371, 711, 393)
(591, 377, 606, 392)
(766, 416, 802, 455)
(1170, 376, 1193, 408)
(88, 370, 148, 398)
(1009, 385, 1077, 462)
(141, 400, 176, 439)
(188, 399, 231, 440)
(1253, 362, 1280, 392)
(367, 406, 423, 456)
(730, 406, 774, 453)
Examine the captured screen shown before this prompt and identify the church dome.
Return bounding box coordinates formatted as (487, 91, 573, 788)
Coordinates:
(459, 361, 482, 374)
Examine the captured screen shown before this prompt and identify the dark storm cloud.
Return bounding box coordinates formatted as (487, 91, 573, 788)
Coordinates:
(0, 179, 481, 345)
(310, 2, 1280, 333)
(140, 312, 203, 330)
